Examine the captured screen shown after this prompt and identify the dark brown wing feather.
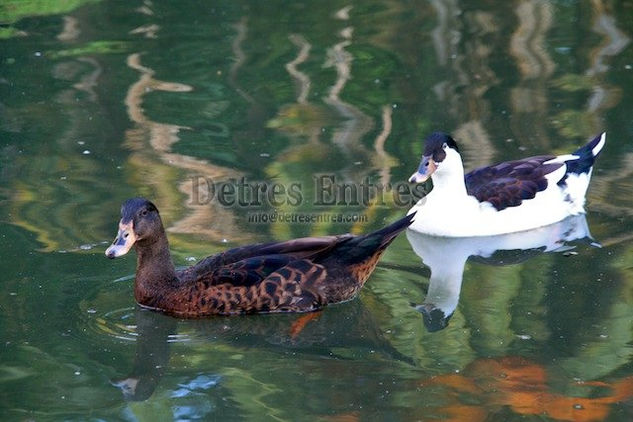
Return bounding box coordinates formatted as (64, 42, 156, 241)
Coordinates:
(250, 259, 328, 313)
(201, 255, 300, 287)
(181, 235, 352, 281)
(464, 156, 563, 211)
(173, 259, 328, 316)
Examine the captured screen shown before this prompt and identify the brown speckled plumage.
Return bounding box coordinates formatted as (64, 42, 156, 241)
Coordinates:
(106, 198, 415, 318)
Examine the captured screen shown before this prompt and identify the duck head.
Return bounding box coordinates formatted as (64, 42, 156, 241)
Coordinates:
(105, 198, 163, 259)
(408, 132, 460, 183)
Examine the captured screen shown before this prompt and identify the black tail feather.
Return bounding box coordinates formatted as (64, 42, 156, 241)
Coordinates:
(566, 133, 605, 175)
(339, 212, 416, 261)
(374, 211, 417, 248)
(313, 212, 416, 266)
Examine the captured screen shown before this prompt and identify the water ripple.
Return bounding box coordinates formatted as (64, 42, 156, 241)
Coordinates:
(80, 304, 194, 345)
(86, 307, 139, 342)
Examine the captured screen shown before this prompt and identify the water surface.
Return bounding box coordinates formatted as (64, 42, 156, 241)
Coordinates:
(2, 0, 633, 420)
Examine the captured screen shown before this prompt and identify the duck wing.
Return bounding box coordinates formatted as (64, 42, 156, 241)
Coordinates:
(181, 235, 353, 282)
(205, 254, 300, 287)
(194, 258, 328, 314)
(464, 156, 563, 211)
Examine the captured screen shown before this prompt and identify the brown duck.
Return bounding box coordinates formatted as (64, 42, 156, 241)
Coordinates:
(105, 198, 415, 317)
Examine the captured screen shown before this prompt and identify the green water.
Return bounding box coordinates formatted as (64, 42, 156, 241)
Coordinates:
(2, 0, 633, 420)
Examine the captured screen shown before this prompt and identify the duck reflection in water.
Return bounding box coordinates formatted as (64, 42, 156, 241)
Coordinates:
(407, 215, 595, 332)
(111, 308, 177, 401)
(111, 299, 413, 401)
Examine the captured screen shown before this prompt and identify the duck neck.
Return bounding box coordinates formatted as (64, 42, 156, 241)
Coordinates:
(431, 156, 468, 198)
(134, 230, 179, 308)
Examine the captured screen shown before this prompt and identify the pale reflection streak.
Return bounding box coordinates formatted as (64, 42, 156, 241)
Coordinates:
(123, 53, 249, 242)
(373, 105, 395, 187)
(273, 6, 396, 183)
(274, 33, 324, 144)
(510, 1, 555, 80)
(262, 6, 398, 238)
(124, 3, 251, 243)
(129, 24, 159, 39)
(56, 16, 79, 42)
(585, 1, 629, 113)
(429, 0, 458, 67)
(323, 26, 374, 159)
(508, 0, 555, 148)
(72, 58, 102, 102)
(55, 15, 101, 103)
(286, 34, 311, 106)
(136, 0, 154, 16)
(229, 17, 256, 105)
(429, 0, 497, 169)
(324, 6, 397, 184)
(508, 0, 628, 144)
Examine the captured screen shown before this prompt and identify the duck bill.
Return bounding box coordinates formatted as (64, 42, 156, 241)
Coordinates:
(111, 377, 141, 400)
(105, 221, 136, 259)
(408, 156, 436, 183)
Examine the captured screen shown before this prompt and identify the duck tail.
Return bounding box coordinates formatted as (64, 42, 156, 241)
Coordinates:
(373, 211, 417, 249)
(323, 212, 415, 285)
(566, 132, 606, 176)
(339, 212, 416, 261)
(328, 213, 415, 265)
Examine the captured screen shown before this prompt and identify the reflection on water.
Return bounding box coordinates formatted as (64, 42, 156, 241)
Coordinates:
(2, 0, 633, 420)
(407, 215, 593, 332)
(110, 309, 177, 401)
(107, 300, 413, 402)
(416, 355, 633, 422)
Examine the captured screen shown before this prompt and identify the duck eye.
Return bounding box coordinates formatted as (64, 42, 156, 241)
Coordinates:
(442, 142, 448, 149)
(140, 209, 148, 217)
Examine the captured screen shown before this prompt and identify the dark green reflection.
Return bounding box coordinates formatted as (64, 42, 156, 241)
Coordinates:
(2, 0, 633, 420)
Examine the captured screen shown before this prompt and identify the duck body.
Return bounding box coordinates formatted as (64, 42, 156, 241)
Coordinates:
(105, 198, 414, 317)
(407, 132, 605, 237)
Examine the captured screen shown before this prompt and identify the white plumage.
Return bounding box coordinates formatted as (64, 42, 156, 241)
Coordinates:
(407, 132, 605, 237)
